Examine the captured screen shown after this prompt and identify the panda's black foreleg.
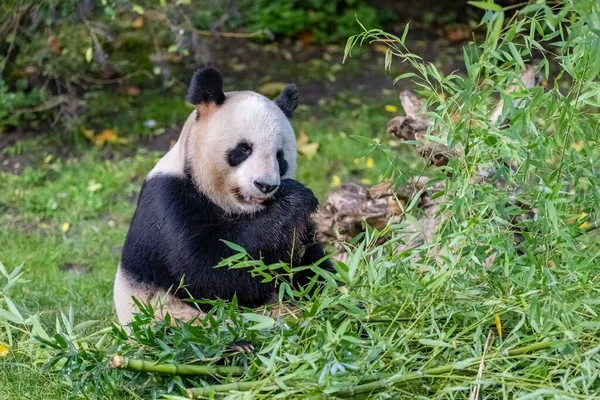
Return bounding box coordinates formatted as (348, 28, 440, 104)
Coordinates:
(177, 179, 322, 307)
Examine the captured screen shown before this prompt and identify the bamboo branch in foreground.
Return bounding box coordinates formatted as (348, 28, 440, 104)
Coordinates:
(184, 339, 572, 398)
(332, 339, 569, 397)
(109, 355, 245, 376)
(186, 379, 275, 398)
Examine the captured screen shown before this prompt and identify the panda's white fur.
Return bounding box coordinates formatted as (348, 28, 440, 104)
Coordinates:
(114, 67, 332, 327)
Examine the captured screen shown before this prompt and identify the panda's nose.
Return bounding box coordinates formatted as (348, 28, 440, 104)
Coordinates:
(254, 180, 278, 194)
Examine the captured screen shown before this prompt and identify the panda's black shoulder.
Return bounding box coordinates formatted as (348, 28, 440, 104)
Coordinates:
(135, 174, 220, 220)
(120, 174, 222, 284)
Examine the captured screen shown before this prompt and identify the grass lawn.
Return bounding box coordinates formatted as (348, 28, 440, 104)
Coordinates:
(0, 92, 410, 399)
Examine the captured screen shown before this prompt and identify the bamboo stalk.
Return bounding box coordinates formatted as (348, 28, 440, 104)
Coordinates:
(186, 379, 274, 398)
(109, 355, 244, 376)
(180, 339, 569, 398)
(332, 339, 567, 397)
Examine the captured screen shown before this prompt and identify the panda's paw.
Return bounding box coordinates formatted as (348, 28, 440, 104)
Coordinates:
(225, 340, 255, 354)
(278, 179, 318, 211)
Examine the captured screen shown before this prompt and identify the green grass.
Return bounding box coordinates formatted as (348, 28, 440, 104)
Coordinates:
(0, 96, 405, 398)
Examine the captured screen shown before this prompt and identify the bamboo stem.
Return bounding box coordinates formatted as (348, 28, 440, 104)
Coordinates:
(186, 379, 274, 398)
(109, 355, 244, 377)
(332, 339, 567, 397)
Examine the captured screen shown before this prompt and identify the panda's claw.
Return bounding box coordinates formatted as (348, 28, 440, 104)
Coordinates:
(226, 340, 254, 354)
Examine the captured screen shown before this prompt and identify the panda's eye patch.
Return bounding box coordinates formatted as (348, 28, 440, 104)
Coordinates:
(277, 149, 288, 176)
(227, 141, 253, 167)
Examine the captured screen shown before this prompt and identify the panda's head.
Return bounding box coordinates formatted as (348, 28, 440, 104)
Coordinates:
(185, 67, 298, 215)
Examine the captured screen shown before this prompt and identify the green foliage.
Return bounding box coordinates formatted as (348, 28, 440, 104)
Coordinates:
(246, 0, 379, 43)
(0, 0, 382, 135)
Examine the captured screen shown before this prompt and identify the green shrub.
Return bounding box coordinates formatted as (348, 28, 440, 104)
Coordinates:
(246, 0, 379, 42)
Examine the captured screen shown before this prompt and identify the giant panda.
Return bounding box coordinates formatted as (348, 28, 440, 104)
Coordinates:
(114, 66, 334, 325)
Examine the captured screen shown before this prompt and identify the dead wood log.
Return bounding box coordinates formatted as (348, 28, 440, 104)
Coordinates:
(387, 90, 457, 167)
(317, 66, 543, 261)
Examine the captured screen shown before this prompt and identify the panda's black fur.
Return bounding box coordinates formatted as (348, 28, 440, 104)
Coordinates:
(119, 67, 334, 313)
(120, 173, 332, 311)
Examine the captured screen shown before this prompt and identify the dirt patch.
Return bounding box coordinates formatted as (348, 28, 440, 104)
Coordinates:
(140, 127, 181, 153)
(59, 263, 91, 276)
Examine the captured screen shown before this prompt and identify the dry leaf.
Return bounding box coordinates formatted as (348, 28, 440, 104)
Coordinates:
(445, 26, 471, 42)
(87, 182, 102, 193)
(331, 175, 341, 188)
(83, 129, 95, 140)
(125, 86, 141, 97)
(0, 343, 8, 358)
(47, 37, 61, 55)
(131, 17, 144, 28)
(93, 129, 118, 146)
(296, 130, 319, 159)
(495, 314, 503, 339)
(297, 31, 315, 45)
(258, 82, 287, 97)
(85, 47, 93, 63)
(578, 212, 590, 228)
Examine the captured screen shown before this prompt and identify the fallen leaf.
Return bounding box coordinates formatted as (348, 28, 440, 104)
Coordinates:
(85, 47, 93, 63)
(131, 16, 144, 28)
(258, 82, 287, 98)
(24, 65, 38, 76)
(385, 105, 398, 113)
(297, 31, 315, 45)
(0, 343, 8, 358)
(87, 182, 102, 193)
(296, 131, 319, 159)
(230, 62, 247, 72)
(61, 222, 70, 233)
(47, 36, 61, 55)
(331, 175, 341, 187)
(125, 86, 141, 97)
(445, 26, 471, 42)
(579, 212, 590, 228)
(495, 314, 503, 339)
(92, 129, 118, 146)
(83, 129, 95, 140)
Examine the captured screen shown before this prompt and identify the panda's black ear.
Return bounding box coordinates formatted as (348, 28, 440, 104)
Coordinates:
(275, 84, 298, 118)
(187, 66, 225, 106)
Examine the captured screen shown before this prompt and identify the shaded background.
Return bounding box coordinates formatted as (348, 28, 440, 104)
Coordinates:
(0, 0, 524, 173)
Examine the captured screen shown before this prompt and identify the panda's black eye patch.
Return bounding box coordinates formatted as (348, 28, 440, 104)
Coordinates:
(277, 149, 288, 176)
(227, 141, 253, 167)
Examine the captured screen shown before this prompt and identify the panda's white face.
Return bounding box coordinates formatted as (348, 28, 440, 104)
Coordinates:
(188, 91, 297, 214)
